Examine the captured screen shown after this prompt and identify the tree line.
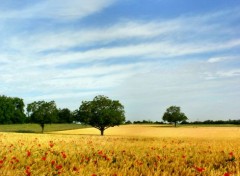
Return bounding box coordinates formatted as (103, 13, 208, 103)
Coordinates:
(182, 119, 240, 125)
(126, 119, 240, 125)
(0, 95, 125, 135)
(0, 95, 190, 134)
(0, 95, 77, 125)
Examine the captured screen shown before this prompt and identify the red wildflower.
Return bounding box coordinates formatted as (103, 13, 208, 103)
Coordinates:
(0, 160, 3, 164)
(27, 151, 31, 157)
(42, 156, 47, 161)
(49, 141, 54, 148)
(25, 166, 31, 176)
(98, 151, 103, 155)
(224, 173, 231, 176)
(51, 160, 55, 165)
(182, 155, 186, 159)
(229, 152, 233, 156)
(73, 166, 78, 171)
(56, 164, 63, 170)
(195, 167, 205, 172)
(61, 152, 67, 159)
(92, 174, 97, 176)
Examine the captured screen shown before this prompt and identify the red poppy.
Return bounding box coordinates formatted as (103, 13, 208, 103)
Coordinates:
(42, 156, 47, 161)
(56, 164, 63, 170)
(61, 152, 67, 159)
(27, 151, 31, 157)
(51, 160, 55, 165)
(224, 173, 231, 176)
(73, 166, 78, 171)
(25, 166, 31, 176)
(195, 167, 204, 172)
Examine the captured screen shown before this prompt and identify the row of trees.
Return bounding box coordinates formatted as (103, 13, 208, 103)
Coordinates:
(0, 95, 190, 135)
(0, 95, 126, 135)
(183, 119, 240, 125)
(0, 96, 77, 124)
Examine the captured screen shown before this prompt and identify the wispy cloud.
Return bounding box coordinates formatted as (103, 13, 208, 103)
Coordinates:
(0, 2, 239, 121)
(0, 0, 115, 20)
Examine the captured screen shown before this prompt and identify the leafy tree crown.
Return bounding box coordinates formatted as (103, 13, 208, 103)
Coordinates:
(162, 106, 188, 123)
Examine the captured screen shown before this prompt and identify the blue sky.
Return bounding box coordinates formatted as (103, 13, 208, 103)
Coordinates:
(0, 0, 240, 121)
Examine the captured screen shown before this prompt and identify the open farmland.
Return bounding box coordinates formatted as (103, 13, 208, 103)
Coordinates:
(0, 125, 240, 176)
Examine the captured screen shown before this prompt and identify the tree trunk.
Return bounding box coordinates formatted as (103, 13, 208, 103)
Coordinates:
(174, 122, 177, 127)
(100, 128, 104, 136)
(40, 123, 45, 133)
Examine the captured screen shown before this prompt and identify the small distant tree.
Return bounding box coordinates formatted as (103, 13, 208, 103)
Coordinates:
(78, 95, 125, 136)
(162, 106, 188, 127)
(125, 120, 132, 124)
(27, 101, 58, 133)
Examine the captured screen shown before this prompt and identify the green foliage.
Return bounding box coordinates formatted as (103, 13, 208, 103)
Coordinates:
(57, 108, 73, 123)
(0, 95, 26, 124)
(78, 95, 125, 135)
(27, 101, 58, 133)
(162, 106, 188, 127)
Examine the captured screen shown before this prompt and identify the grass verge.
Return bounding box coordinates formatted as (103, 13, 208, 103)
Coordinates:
(0, 123, 89, 133)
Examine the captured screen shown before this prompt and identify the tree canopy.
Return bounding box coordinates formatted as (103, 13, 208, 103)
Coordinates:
(27, 101, 58, 133)
(57, 108, 73, 123)
(162, 106, 188, 127)
(78, 95, 125, 135)
(0, 95, 26, 124)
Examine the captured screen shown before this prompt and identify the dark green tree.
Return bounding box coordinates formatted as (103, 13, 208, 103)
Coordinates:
(0, 95, 26, 124)
(57, 108, 73, 123)
(162, 106, 188, 127)
(78, 95, 125, 136)
(12, 97, 26, 123)
(27, 101, 58, 133)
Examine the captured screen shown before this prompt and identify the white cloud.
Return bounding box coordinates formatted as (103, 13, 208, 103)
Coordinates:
(34, 38, 240, 67)
(207, 57, 226, 63)
(110, 60, 240, 121)
(0, 0, 115, 20)
(216, 69, 240, 78)
(0, 4, 240, 121)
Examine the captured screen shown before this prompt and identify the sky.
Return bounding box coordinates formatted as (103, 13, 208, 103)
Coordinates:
(0, 0, 240, 122)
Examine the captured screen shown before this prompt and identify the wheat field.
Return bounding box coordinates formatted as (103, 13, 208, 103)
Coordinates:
(0, 125, 239, 175)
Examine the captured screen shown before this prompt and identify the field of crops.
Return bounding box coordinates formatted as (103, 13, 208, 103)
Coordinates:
(0, 125, 240, 175)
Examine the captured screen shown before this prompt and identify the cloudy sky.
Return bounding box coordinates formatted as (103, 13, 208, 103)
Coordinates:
(0, 0, 240, 121)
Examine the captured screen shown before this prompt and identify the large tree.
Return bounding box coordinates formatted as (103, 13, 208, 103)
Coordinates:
(0, 95, 26, 124)
(27, 101, 58, 133)
(162, 106, 188, 127)
(78, 95, 125, 136)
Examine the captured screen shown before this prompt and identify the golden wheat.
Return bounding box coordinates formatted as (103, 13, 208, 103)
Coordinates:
(0, 125, 239, 176)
